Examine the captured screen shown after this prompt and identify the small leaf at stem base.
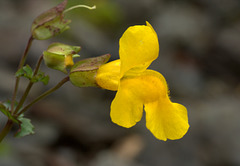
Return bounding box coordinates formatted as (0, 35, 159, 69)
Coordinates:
(0, 101, 20, 124)
(15, 116, 35, 138)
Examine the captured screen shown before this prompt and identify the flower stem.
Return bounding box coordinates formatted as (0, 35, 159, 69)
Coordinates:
(0, 120, 13, 143)
(11, 36, 34, 113)
(14, 55, 44, 114)
(17, 76, 69, 116)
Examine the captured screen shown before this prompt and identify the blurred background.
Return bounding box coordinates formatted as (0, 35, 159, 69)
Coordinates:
(1, 0, 240, 165)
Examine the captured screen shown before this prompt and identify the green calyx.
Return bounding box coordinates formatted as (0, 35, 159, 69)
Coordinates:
(70, 54, 110, 87)
(31, 0, 97, 40)
(43, 42, 81, 73)
(31, 0, 70, 40)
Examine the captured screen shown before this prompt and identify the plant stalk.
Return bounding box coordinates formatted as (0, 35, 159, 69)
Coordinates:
(14, 55, 43, 114)
(18, 76, 69, 116)
(11, 36, 34, 113)
(0, 120, 13, 143)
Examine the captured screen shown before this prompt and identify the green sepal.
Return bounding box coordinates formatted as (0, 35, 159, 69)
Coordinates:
(47, 42, 81, 56)
(15, 115, 35, 138)
(69, 54, 110, 87)
(31, 0, 70, 40)
(43, 42, 81, 73)
(43, 51, 66, 73)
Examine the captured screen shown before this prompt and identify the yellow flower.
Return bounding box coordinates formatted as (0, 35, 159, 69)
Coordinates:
(96, 22, 189, 141)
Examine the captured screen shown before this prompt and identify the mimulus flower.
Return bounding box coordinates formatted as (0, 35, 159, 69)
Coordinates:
(96, 22, 189, 141)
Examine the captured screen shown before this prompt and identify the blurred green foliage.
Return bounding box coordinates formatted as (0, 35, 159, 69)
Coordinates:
(62, 0, 124, 30)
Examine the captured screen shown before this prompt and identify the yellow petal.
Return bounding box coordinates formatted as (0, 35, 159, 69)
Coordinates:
(122, 69, 168, 103)
(118, 69, 189, 140)
(145, 100, 189, 141)
(111, 85, 143, 128)
(96, 60, 121, 91)
(65, 54, 74, 67)
(146, 21, 158, 39)
(110, 70, 168, 128)
(119, 22, 159, 76)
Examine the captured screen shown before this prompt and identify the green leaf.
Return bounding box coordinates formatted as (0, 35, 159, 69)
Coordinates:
(16, 65, 49, 85)
(41, 75, 50, 85)
(2, 100, 17, 110)
(37, 73, 50, 85)
(0, 101, 20, 124)
(0, 102, 11, 118)
(23, 65, 33, 78)
(15, 68, 25, 77)
(32, 71, 50, 85)
(15, 116, 35, 138)
(15, 65, 33, 80)
(1, 102, 35, 138)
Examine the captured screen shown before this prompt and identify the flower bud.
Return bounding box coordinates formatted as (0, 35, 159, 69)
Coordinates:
(69, 54, 110, 87)
(43, 42, 80, 73)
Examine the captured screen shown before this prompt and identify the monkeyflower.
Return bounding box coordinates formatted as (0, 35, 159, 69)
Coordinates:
(96, 22, 189, 141)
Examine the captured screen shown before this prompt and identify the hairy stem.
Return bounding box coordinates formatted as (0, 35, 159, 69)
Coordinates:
(18, 76, 69, 116)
